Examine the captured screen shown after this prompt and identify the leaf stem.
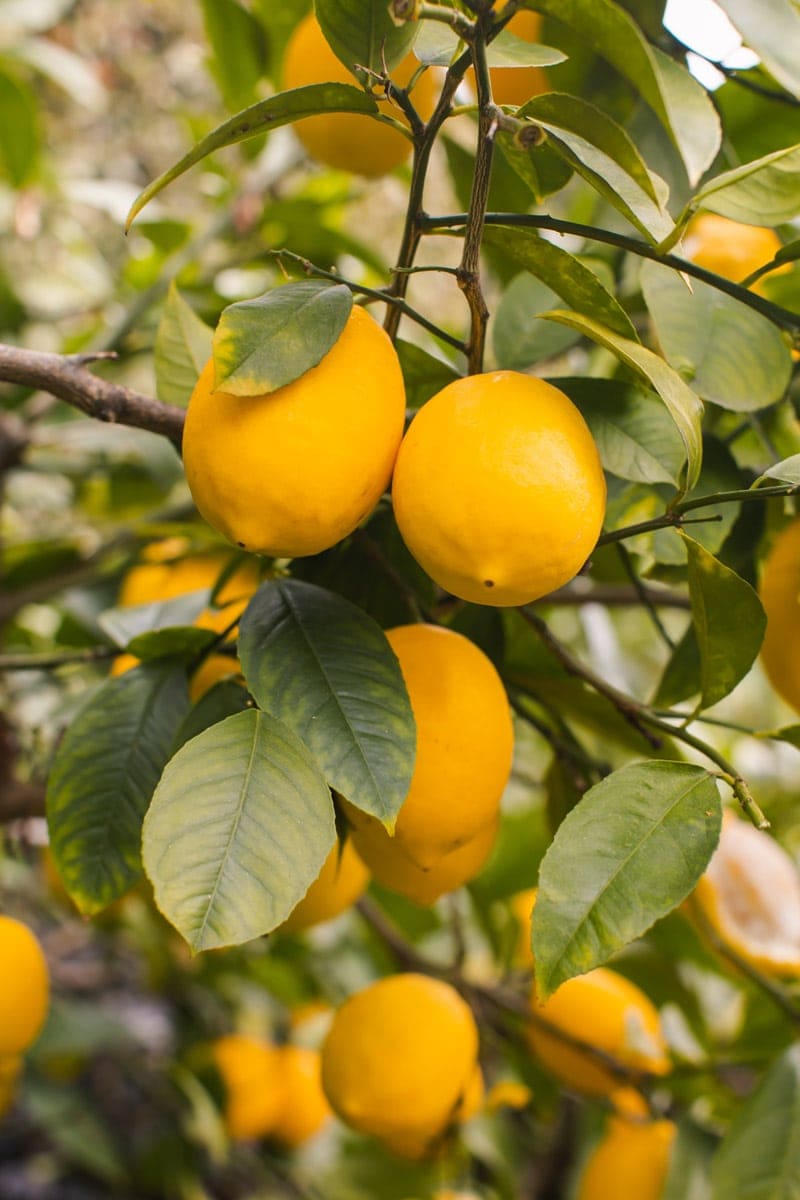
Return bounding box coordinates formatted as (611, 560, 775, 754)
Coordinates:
(459, 17, 496, 373)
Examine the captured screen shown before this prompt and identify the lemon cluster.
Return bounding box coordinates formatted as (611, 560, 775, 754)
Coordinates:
(0, 915, 50, 1119)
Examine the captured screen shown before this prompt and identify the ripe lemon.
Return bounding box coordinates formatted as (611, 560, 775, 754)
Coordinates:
(321, 973, 480, 1158)
(183, 306, 406, 558)
(509, 887, 537, 967)
(0, 916, 49, 1057)
(489, 11, 549, 107)
(270, 1045, 332, 1147)
(282, 13, 435, 177)
(359, 624, 513, 868)
(347, 812, 498, 904)
(528, 967, 670, 1097)
(578, 1115, 677, 1200)
(211, 1033, 285, 1141)
(683, 213, 787, 295)
(280, 840, 370, 933)
(392, 372, 607, 606)
(758, 518, 800, 713)
(688, 810, 800, 977)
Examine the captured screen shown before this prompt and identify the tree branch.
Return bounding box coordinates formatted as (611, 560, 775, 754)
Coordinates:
(0, 344, 185, 449)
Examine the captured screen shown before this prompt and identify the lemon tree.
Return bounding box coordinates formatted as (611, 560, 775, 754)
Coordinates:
(2, 0, 800, 1196)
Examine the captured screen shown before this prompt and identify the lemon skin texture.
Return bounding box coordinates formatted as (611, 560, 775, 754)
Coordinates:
(489, 11, 549, 108)
(684, 213, 787, 296)
(321, 973, 480, 1158)
(283, 13, 435, 177)
(347, 812, 498, 905)
(578, 1116, 677, 1200)
(758, 518, 800, 713)
(183, 306, 406, 558)
(392, 371, 607, 606)
(212, 1033, 285, 1141)
(280, 840, 370, 933)
(270, 1046, 332, 1147)
(0, 916, 50, 1057)
(528, 966, 670, 1097)
(371, 624, 513, 868)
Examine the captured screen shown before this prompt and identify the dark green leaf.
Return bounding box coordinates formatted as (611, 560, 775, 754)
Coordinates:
(493, 273, 581, 369)
(680, 531, 766, 710)
(532, 760, 721, 997)
(126, 84, 379, 228)
(154, 283, 214, 408)
(212, 281, 352, 395)
(768, 725, 800, 751)
(641, 261, 792, 412)
(142, 709, 336, 951)
(713, 0, 800, 99)
(652, 622, 700, 709)
(238, 580, 415, 828)
(315, 0, 416, 77)
(711, 1045, 800, 1200)
(47, 664, 191, 914)
(396, 340, 461, 409)
(127, 627, 218, 662)
(172, 679, 252, 753)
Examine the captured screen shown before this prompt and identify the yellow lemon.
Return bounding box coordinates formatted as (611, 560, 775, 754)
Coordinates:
(578, 1115, 677, 1200)
(392, 372, 607, 606)
(689, 810, 800, 977)
(348, 813, 498, 904)
(270, 1046, 332, 1148)
(0, 916, 49, 1057)
(183, 306, 406, 558)
(684, 213, 787, 295)
(528, 967, 670, 1097)
(211, 1033, 285, 1141)
(283, 13, 435, 177)
(489, 10, 549, 107)
(321, 973, 480, 1158)
(280, 840, 370, 933)
(758, 518, 800, 713)
(509, 886, 537, 967)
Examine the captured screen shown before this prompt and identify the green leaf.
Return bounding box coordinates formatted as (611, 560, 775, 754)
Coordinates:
(762, 455, 800, 485)
(541, 310, 704, 490)
(768, 724, 800, 751)
(414, 21, 565, 68)
(493, 273, 582, 369)
(522, 0, 720, 185)
(172, 679, 251, 753)
(691, 142, 800, 226)
(200, 0, 267, 110)
(663, 1121, 716, 1200)
(125, 84, 379, 228)
(127, 627, 218, 662)
(154, 284, 214, 408)
(711, 1045, 800, 1200)
(315, 0, 417, 77)
(518, 92, 673, 243)
(484, 226, 638, 339)
(212, 281, 352, 395)
(396, 339, 461, 409)
(47, 664, 191, 914)
(238, 580, 415, 828)
(681, 531, 766, 711)
(555, 377, 686, 486)
(142, 709, 336, 951)
(98, 591, 212, 648)
(0, 69, 39, 185)
(713, 0, 800, 99)
(641, 261, 793, 412)
(532, 760, 721, 997)
(653, 623, 700, 709)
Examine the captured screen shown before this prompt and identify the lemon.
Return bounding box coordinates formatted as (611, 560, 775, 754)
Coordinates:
(758, 518, 800, 713)
(183, 306, 406, 558)
(528, 966, 670, 1097)
(211, 1033, 284, 1141)
(280, 840, 370, 933)
(684, 213, 787, 295)
(270, 1046, 332, 1148)
(509, 886, 537, 967)
(283, 13, 435, 177)
(357, 624, 513, 868)
(347, 812, 498, 904)
(689, 810, 800, 977)
(392, 371, 607, 606)
(578, 1115, 677, 1200)
(0, 916, 49, 1057)
(321, 973, 480, 1158)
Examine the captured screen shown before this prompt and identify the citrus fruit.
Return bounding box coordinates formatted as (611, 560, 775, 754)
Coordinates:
(280, 840, 370, 933)
(270, 1046, 332, 1147)
(527, 966, 670, 1097)
(347, 812, 498, 904)
(321, 973, 480, 1158)
(578, 1115, 677, 1200)
(509, 887, 537, 967)
(489, 10, 549, 107)
(0, 916, 49, 1057)
(283, 13, 435, 177)
(688, 810, 800, 977)
(391, 371, 607, 606)
(352, 624, 513, 867)
(758, 517, 800, 713)
(183, 306, 406, 558)
(683, 213, 787, 295)
(485, 1078, 533, 1113)
(211, 1033, 285, 1141)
